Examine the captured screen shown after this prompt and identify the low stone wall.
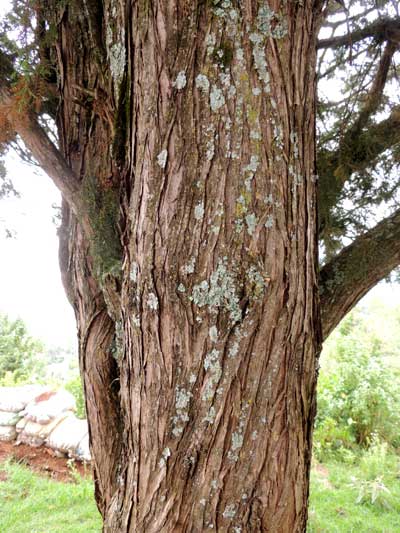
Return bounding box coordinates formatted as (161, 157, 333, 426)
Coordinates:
(0, 385, 90, 462)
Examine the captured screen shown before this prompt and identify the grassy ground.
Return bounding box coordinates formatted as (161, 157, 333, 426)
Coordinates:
(0, 460, 101, 533)
(1, 453, 399, 532)
(308, 455, 400, 532)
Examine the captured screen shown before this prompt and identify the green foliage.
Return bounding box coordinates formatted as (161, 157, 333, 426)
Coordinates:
(0, 314, 45, 385)
(65, 374, 86, 419)
(0, 460, 101, 532)
(314, 306, 400, 461)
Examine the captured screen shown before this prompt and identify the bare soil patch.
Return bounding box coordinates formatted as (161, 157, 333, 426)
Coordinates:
(0, 441, 92, 483)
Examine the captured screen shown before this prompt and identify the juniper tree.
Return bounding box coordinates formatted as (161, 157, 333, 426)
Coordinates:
(0, 0, 399, 531)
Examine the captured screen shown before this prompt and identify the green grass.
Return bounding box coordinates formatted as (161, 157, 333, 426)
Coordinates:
(1, 451, 400, 532)
(308, 454, 400, 532)
(0, 461, 101, 533)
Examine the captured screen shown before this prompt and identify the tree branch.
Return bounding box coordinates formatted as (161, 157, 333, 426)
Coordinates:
(0, 85, 83, 216)
(317, 16, 400, 49)
(320, 207, 400, 340)
(345, 40, 398, 135)
(318, 41, 399, 233)
(319, 106, 400, 230)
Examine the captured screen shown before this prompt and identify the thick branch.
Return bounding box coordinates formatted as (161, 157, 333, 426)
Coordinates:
(17, 117, 82, 205)
(0, 85, 83, 217)
(320, 207, 400, 340)
(317, 16, 400, 49)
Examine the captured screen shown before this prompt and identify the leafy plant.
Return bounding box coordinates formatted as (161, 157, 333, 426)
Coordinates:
(0, 313, 44, 385)
(314, 307, 400, 461)
(65, 374, 86, 419)
(352, 476, 392, 509)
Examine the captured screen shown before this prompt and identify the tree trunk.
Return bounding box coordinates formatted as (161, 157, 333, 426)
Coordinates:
(56, 1, 322, 531)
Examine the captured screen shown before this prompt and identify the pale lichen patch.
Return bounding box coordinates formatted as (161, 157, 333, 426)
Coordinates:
(264, 194, 273, 205)
(106, 23, 125, 91)
(228, 341, 239, 358)
(147, 293, 159, 310)
(196, 74, 210, 93)
(182, 257, 196, 275)
(222, 504, 237, 519)
(176, 387, 192, 410)
(206, 138, 215, 161)
(250, 129, 261, 141)
(245, 213, 257, 235)
(173, 71, 187, 90)
(194, 203, 205, 220)
(247, 265, 267, 299)
(236, 47, 245, 64)
(249, 33, 270, 93)
(206, 33, 216, 55)
(172, 387, 192, 437)
(130, 262, 138, 282)
(202, 349, 222, 401)
(265, 214, 274, 228)
(243, 155, 260, 174)
(191, 259, 242, 323)
(209, 325, 218, 343)
(157, 149, 168, 169)
(159, 447, 171, 468)
(231, 431, 244, 451)
(210, 85, 225, 112)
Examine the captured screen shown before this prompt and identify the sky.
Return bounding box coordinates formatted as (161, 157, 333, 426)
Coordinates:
(0, 0, 399, 352)
(0, 152, 78, 349)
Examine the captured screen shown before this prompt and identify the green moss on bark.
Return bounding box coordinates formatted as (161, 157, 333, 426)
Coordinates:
(82, 175, 122, 279)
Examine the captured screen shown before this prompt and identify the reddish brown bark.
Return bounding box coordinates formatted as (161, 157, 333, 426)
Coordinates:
(14, 1, 324, 531)
(107, 3, 322, 531)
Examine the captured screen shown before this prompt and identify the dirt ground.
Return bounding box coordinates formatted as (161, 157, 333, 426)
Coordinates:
(0, 440, 92, 482)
